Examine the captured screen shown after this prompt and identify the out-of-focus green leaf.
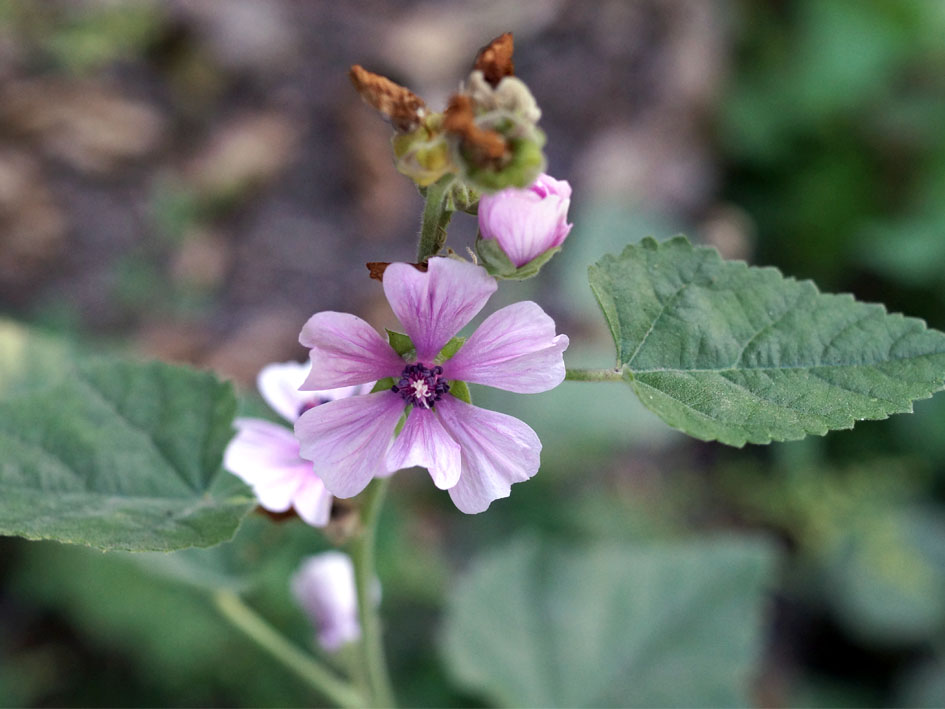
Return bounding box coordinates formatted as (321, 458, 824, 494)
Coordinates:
(589, 237, 945, 446)
(441, 535, 776, 708)
(0, 321, 252, 551)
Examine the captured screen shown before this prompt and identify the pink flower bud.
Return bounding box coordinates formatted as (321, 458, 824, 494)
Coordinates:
(291, 552, 363, 652)
(477, 173, 573, 268)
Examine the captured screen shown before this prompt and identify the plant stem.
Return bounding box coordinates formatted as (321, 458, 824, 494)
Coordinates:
(416, 175, 456, 262)
(212, 590, 365, 709)
(564, 367, 625, 382)
(351, 477, 396, 707)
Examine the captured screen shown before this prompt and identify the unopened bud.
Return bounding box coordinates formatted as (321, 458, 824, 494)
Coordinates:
(476, 173, 572, 279)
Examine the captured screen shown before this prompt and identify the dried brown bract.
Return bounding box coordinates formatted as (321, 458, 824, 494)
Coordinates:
(367, 261, 429, 281)
(349, 65, 427, 132)
(443, 94, 506, 162)
(474, 32, 515, 87)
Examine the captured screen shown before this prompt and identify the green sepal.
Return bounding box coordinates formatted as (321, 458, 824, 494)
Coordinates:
(394, 406, 410, 436)
(437, 335, 467, 363)
(461, 133, 546, 193)
(370, 377, 395, 393)
(386, 329, 415, 358)
(392, 115, 454, 187)
(475, 233, 562, 280)
(448, 380, 472, 404)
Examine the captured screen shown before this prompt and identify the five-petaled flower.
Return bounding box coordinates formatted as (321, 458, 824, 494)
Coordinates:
(296, 257, 569, 513)
(224, 361, 371, 526)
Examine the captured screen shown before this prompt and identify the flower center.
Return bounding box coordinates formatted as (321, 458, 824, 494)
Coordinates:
(391, 363, 450, 409)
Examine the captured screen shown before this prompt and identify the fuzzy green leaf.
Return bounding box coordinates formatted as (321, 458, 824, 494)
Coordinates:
(441, 536, 775, 707)
(588, 236, 945, 446)
(0, 324, 252, 550)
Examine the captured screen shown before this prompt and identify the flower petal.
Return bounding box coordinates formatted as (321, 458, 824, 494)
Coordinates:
(445, 301, 569, 393)
(435, 397, 541, 514)
(292, 476, 334, 527)
(386, 408, 461, 489)
(295, 392, 404, 498)
(257, 361, 312, 422)
(299, 312, 404, 389)
(224, 418, 309, 511)
(383, 258, 497, 362)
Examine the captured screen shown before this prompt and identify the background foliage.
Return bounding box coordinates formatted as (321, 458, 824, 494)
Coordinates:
(2, 0, 945, 707)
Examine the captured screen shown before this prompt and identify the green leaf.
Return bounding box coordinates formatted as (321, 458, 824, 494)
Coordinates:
(0, 335, 253, 551)
(588, 236, 945, 446)
(441, 536, 776, 708)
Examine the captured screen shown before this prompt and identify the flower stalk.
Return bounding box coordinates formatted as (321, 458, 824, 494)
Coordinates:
(350, 477, 396, 707)
(417, 174, 457, 262)
(212, 590, 366, 708)
(564, 367, 624, 382)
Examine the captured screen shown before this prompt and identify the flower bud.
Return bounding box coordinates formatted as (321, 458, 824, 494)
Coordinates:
(291, 551, 363, 652)
(476, 173, 572, 278)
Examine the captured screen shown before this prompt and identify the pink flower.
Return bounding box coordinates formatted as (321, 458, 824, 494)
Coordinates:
(291, 551, 365, 652)
(223, 362, 371, 526)
(296, 257, 569, 513)
(477, 172, 573, 268)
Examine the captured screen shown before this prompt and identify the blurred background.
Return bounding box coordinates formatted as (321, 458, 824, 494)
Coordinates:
(2, 0, 945, 706)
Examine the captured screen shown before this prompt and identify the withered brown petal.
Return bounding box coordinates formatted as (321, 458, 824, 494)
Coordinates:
(349, 65, 427, 132)
(443, 94, 506, 161)
(366, 261, 429, 282)
(473, 32, 515, 87)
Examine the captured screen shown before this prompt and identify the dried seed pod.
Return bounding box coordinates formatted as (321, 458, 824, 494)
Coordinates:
(349, 64, 427, 132)
(474, 32, 515, 87)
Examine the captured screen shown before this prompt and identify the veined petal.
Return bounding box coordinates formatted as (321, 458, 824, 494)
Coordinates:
(386, 408, 461, 490)
(383, 258, 497, 362)
(299, 312, 404, 389)
(293, 476, 334, 527)
(435, 397, 541, 514)
(257, 361, 312, 422)
(445, 301, 569, 393)
(224, 418, 310, 511)
(295, 392, 404, 498)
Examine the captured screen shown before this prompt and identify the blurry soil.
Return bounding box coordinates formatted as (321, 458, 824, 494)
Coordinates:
(0, 0, 728, 387)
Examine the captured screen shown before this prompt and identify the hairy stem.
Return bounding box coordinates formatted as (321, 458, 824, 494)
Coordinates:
(213, 590, 365, 708)
(351, 477, 396, 707)
(564, 367, 625, 382)
(416, 175, 456, 262)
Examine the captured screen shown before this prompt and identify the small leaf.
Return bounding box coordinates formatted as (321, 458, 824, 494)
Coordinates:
(0, 326, 253, 551)
(588, 236, 945, 446)
(441, 536, 776, 708)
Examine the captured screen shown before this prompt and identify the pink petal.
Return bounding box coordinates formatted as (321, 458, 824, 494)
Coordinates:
(224, 418, 310, 511)
(383, 258, 497, 363)
(295, 392, 404, 498)
(435, 397, 541, 514)
(445, 301, 569, 393)
(386, 408, 461, 489)
(292, 476, 334, 527)
(257, 361, 311, 422)
(299, 312, 404, 389)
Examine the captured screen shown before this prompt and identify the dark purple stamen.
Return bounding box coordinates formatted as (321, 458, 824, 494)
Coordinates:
(391, 363, 450, 409)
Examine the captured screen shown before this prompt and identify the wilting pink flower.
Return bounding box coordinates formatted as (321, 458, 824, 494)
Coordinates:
(291, 551, 365, 652)
(296, 257, 569, 513)
(224, 361, 371, 526)
(478, 172, 573, 267)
